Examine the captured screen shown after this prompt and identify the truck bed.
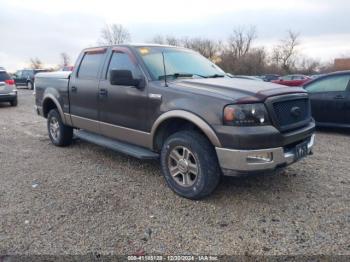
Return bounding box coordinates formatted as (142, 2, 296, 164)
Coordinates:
(35, 71, 71, 110)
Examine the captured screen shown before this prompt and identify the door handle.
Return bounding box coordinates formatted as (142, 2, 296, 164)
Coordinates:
(71, 86, 77, 92)
(99, 88, 108, 96)
(334, 94, 345, 99)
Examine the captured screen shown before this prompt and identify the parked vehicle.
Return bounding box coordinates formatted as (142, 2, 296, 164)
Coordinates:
(35, 44, 315, 199)
(13, 69, 50, 90)
(303, 71, 350, 128)
(272, 75, 311, 86)
(0, 68, 18, 106)
(261, 74, 280, 82)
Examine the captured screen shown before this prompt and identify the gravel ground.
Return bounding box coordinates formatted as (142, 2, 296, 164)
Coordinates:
(0, 89, 349, 256)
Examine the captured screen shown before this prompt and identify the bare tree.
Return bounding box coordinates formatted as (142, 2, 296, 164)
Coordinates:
(183, 37, 221, 60)
(29, 57, 43, 69)
(164, 36, 180, 46)
(227, 26, 256, 59)
(151, 35, 180, 46)
(298, 57, 320, 75)
(60, 52, 71, 67)
(148, 28, 333, 76)
(150, 35, 220, 60)
(271, 30, 300, 73)
(219, 47, 268, 75)
(99, 24, 131, 45)
(151, 35, 165, 44)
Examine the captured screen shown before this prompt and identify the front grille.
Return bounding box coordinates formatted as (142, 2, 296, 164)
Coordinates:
(272, 98, 311, 132)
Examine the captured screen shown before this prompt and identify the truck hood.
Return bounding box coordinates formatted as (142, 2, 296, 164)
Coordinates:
(173, 78, 306, 102)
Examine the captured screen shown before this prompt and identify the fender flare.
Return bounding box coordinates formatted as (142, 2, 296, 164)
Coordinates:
(150, 110, 222, 148)
(42, 94, 66, 124)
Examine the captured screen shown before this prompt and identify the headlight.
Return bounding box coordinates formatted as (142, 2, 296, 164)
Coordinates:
(223, 103, 270, 126)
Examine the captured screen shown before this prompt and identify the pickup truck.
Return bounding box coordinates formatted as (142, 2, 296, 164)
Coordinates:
(35, 44, 315, 199)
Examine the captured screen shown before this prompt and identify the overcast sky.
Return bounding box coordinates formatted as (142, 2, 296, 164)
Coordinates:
(0, 0, 350, 71)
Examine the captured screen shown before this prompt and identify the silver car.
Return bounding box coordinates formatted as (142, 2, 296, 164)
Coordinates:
(0, 67, 17, 106)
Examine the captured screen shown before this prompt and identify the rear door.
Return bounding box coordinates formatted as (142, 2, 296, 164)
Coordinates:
(69, 48, 107, 133)
(14, 70, 25, 85)
(305, 74, 350, 125)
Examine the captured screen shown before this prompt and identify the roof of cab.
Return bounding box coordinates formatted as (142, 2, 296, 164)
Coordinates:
(83, 43, 182, 53)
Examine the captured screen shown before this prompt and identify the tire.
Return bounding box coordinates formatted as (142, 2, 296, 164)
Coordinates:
(47, 109, 73, 147)
(10, 98, 18, 107)
(160, 130, 221, 199)
(27, 81, 33, 90)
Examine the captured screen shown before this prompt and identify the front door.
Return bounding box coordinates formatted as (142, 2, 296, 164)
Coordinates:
(306, 74, 350, 125)
(98, 48, 150, 146)
(69, 48, 106, 133)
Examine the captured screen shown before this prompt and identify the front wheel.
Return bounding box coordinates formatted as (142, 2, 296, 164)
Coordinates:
(47, 109, 73, 146)
(160, 130, 221, 199)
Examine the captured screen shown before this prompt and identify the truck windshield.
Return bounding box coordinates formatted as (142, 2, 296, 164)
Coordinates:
(136, 47, 225, 80)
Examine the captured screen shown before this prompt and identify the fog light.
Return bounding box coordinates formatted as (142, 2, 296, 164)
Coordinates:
(246, 152, 273, 163)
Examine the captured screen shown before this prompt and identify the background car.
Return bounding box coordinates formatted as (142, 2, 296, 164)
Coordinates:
(272, 74, 311, 86)
(303, 70, 350, 128)
(261, 74, 280, 82)
(13, 69, 50, 90)
(0, 67, 18, 106)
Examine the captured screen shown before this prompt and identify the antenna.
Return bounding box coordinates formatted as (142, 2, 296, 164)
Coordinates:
(161, 51, 168, 87)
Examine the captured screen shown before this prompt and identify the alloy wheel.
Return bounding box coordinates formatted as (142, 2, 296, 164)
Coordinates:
(167, 146, 198, 187)
(49, 116, 60, 141)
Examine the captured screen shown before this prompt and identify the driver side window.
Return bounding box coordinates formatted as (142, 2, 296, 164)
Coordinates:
(306, 75, 350, 93)
(107, 52, 142, 79)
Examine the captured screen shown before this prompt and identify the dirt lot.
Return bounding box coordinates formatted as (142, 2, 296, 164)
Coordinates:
(0, 89, 349, 256)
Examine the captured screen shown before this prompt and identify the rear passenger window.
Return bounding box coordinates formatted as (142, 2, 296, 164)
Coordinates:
(78, 53, 104, 79)
(22, 70, 31, 78)
(0, 72, 10, 81)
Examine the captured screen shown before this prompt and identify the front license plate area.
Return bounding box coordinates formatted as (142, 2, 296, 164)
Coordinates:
(294, 140, 308, 161)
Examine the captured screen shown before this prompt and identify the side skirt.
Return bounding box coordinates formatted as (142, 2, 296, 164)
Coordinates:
(75, 130, 159, 160)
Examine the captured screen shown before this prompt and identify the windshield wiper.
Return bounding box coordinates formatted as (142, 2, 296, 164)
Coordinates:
(206, 74, 226, 78)
(158, 73, 206, 80)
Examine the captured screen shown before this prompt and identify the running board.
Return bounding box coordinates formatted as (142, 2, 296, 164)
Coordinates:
(75, 130, 159, 160)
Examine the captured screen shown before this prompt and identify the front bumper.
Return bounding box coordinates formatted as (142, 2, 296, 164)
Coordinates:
(216, 134, 315, 176)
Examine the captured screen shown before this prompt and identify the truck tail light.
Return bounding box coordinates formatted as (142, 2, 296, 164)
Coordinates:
(5, 79, 15, 85)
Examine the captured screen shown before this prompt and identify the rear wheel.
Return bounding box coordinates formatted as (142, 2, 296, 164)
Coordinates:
(47, 109, 73, 146)
(10, 98, 18, 107)
(160, 130, 221, 199)
(27, 81, 33, 90)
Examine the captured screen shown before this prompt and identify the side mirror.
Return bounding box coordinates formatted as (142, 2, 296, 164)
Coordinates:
(110, 69, 144, 89)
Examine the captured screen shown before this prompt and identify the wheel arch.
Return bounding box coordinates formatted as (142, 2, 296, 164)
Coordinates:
(42, 94, 66, 124)
(151, 110, 221, 151)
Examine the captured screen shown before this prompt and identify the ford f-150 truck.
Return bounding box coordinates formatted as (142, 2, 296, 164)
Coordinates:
(35, 44, 315, 199)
